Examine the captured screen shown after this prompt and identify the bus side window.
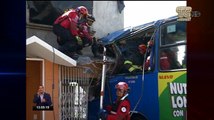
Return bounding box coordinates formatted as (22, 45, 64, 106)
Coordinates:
(161, 22, 186, 46)
(160, 21, 186, 71)
(159, 47, 185, 70)
(182, 51, 186, 68)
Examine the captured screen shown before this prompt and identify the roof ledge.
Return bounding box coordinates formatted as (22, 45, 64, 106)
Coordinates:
(26, 36, 77, 67)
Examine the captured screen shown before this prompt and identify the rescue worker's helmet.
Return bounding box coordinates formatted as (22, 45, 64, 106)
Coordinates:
(138, 44, 147, 54)
(115, 82, 129, 91)
(76, 6, 88, 16)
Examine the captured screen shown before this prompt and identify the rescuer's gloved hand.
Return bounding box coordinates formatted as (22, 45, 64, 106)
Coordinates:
(98, 109, 108, 120)
(75, 36, 83, 46)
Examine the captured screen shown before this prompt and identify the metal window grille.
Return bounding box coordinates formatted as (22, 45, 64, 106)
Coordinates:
(59, 66, 91, 120)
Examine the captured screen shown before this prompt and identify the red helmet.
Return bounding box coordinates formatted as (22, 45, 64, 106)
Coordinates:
(138, 44, 147, 54)
(115, 82, 129, 91)
(76, 6, 88, 16)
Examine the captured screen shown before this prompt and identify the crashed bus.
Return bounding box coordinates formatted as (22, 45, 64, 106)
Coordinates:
(88, 16, 187, 120)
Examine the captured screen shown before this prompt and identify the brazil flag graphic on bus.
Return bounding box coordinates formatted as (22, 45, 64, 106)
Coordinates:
(158, 71, 187, 120)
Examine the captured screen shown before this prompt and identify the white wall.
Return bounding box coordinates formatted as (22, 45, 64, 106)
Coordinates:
(92, 1, 124, 39)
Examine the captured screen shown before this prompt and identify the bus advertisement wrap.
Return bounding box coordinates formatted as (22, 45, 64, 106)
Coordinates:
(158, 71, 187, 120)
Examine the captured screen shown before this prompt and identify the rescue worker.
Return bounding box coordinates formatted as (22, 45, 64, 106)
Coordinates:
(53, 6, 88, 59)
(123, 44, 147, 73)
(123, 41, 153, 73)
(164, 49, 182, 69)
(76, 14, 96, 55)
(99, 82, 131, 120)
(159, 50, 171, 70)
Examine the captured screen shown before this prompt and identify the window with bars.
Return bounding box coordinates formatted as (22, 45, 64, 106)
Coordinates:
(59, 66, 92, 120)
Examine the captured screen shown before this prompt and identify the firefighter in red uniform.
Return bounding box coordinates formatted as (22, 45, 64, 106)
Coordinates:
(99, 82, 131, 120)
(53, 6, 88, 59)
(76, 14, 95, 55)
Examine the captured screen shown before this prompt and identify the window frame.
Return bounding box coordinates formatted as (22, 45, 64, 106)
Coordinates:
(159, 21, 187, 72)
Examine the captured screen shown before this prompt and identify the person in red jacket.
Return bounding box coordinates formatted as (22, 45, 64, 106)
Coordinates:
(159, 50, 171, 70)
(76, 14, 95, 55)
(99, 82, 131, 120)
(53, 6, 88, 59)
